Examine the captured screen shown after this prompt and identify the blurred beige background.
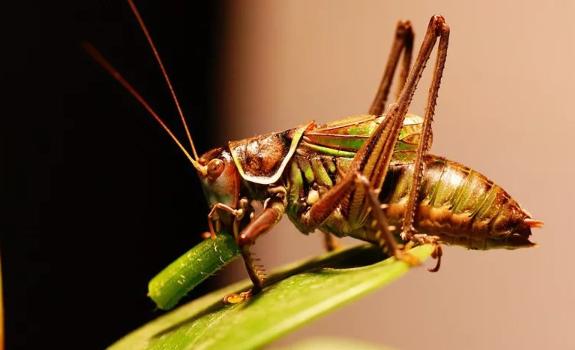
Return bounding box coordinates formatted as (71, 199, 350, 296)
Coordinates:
(218, 1, 574, 349)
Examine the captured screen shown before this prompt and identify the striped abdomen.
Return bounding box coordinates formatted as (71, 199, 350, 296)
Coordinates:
(379, 155, 537, 249)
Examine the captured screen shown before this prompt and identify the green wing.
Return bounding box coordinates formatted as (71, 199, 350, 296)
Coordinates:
(302, 114, 425, 162)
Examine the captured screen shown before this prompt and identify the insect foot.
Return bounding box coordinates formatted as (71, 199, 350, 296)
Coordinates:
(428, 244, 443, 272)
(222, 289, 254, 304)
(410, 234, 442, 272)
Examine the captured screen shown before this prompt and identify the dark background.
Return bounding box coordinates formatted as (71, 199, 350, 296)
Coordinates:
(1, 1, 224, 348)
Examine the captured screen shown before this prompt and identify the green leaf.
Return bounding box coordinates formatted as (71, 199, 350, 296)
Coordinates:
(110, 244, 433, 350)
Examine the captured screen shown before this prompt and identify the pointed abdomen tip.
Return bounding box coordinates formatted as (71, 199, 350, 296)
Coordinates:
(525, 219, 544, 229)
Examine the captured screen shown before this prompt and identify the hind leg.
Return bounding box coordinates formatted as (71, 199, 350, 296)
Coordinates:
(297, 16, 451, 261)
(370, 20, 414, 116)
(399, 18, 449, 244)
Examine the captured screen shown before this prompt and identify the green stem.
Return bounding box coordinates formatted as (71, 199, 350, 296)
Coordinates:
(148, 233, 240, 310)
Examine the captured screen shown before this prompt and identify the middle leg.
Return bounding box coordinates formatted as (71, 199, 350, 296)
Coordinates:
(322, 231, 341, 252)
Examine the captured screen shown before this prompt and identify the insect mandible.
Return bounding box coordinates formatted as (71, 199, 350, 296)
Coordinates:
(85, 0, 543, 304)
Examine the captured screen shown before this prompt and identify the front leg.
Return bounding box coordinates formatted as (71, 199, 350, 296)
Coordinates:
(207, 199, 249, 240)
(223, 200, 285, 304)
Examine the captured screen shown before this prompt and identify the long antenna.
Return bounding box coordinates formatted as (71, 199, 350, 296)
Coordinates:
(126, 0, 199, 160)
(83, 42, 205, 174)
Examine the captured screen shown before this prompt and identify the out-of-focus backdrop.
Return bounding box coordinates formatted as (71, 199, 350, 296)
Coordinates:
(219, 1, 574, 349)
(2, 1, 573, 349)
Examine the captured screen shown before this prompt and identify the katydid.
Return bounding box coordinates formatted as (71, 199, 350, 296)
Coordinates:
(86, 1, 542, 308)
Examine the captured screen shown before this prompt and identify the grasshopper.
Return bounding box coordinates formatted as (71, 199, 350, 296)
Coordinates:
(86, 1, 542, 304)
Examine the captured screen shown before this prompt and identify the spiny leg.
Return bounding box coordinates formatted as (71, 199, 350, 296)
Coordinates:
(207, 198, 249, 240)
(357, 171, 443, 269)
(355, 174, 419, 265)
(298, 16, 452, 265)
(347, 16, 452, 228)
(223, 200, 285, 304)
(400, 18, 449, 248)
(369, 20, 414, 116)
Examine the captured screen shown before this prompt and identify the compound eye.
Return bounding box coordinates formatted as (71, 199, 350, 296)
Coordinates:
(207, 158, 225, 180)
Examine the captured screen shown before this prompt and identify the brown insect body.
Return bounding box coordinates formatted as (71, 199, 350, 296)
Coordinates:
(376, 155, 535, 249)
(201, 113, 536, 252)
